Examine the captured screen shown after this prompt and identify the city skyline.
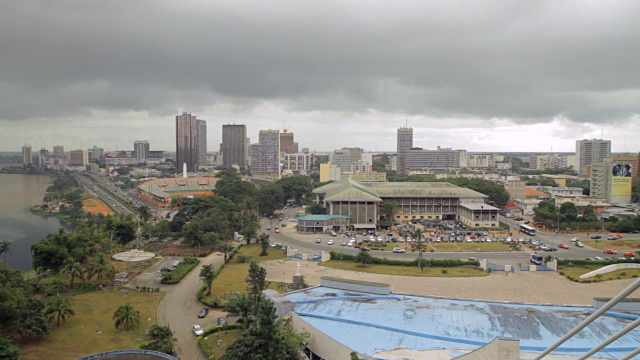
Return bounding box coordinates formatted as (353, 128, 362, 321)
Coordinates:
(2, 2, 640, 152)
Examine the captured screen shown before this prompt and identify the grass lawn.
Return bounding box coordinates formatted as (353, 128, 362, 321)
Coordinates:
(204, 244, 287, 305)
(203, 329, 243, 358)
(321, 260, 487, 277)
(559, 265, 640, 283)
(19, 287, 163, 360)
(582, 240, 640, 250)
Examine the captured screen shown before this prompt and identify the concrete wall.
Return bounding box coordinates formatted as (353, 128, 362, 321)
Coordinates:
(290, 313, 372, 360)
(454, 337, 520, 360)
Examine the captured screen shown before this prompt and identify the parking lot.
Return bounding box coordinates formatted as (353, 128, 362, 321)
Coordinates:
(126, 255, 185, 290)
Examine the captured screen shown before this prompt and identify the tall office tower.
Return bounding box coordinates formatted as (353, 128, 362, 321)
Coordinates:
(88, 145, 104, 161)
(612, 153, 640, 178)
(196, 119, 207, 167)
(397, 127, 413, 174)
(591, 159, 632, 203)
(575, 139, 611, 175)
(22, 144, 32, 166)
(53, 145, 64, 158)
(133, 140, 150, 159)
(69, 149, 88, 166)
(329, 149, 352, 171)
(251, 129, 280, 177)
(280, 130, 295, 154)
(176, 112, 197, 172)
(222, 124, 247, 169)
(38, 148, 48, 168)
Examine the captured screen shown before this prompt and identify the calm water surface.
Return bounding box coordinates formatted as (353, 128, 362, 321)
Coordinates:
(0, 173, 70, 271)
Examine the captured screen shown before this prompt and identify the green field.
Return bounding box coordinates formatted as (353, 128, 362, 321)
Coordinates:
(582, 239, 640, 251)
(202, 329, 243, 358)
(321, 260, 487, 277)
(559, 265, 640, 283)
(19, 287, 163, 360)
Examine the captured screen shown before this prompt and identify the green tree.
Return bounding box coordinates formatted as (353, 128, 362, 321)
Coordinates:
(257, 233, 270, 256)
(277, 175, 313, 204)
(381, 202, 399, 224)
(257, 183, 285, 216)
(355, 250, 373, 266)
(17, 298, 50, 338)
(44, 293, 75, 326)
(559, 202, 578, 222)
(0, 240, 13, 267)
(0, 268, 29, 327)
(215, 242, 235, 262)
(141, 325, 176, 355)
(582, 205, 598, 222)
(113, 302, 141, 330)
(86, 254, 116, 283)
(61, 257, 84, 289)
(306, 204, 326, 215)
(225, 293, 253, 330)
(199, 264, 216, 296)
(0, 338, 19, 360)
(246, 262, 268, 316)
(137, 205, 151, 223)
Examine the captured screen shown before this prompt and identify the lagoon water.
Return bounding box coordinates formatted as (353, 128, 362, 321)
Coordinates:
(0, 173, 68, 271)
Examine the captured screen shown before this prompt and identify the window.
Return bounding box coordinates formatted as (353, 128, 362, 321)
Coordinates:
(368, 218, 373, 223)
(475, 223, 479, 227)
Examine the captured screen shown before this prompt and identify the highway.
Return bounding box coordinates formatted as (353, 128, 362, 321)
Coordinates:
(75, 174, 132, 215)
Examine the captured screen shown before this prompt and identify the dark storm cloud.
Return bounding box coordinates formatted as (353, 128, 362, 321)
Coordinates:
(1, 0, 639, 126)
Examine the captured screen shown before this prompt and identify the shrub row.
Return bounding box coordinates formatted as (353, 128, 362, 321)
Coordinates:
(329, 251, 480, 267)
(198, 323, 243, 360)
(161, 256, 200, 284)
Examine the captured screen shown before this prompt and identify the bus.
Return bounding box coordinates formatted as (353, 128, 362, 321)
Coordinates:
(519, 224, 536, 236)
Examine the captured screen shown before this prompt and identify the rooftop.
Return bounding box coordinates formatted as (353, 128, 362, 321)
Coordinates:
(459, 202, 499, 211)
(296, 214, 350, 221)
(285, 286, 640, 359)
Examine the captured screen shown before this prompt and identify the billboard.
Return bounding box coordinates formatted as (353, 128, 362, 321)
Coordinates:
(611, 163, 632, 196)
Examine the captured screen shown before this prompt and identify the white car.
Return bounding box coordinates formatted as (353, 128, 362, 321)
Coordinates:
(327, 239, 334, 245)
(570, 237, 579, 242)
(341, 241, 347, 246)
(347, 241, 354, 247)
(192, 324, 203, 336)
(392, 247, 406, 253)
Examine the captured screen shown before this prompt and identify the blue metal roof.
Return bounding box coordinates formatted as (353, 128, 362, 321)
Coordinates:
(284, 287, 640, 359)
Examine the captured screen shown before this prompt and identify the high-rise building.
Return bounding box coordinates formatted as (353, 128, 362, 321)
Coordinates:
(280, 130, 295, 154)
(88, 145, 104, 161)
(22, 144, 32, 166)
(403, 147, 467, 171)
(222, 124, 247, 169)
(576, 139, 611, 175)
(591, 159, 632, 203)
(612, 153, 640, 178)
(283, 153, 315, 174)
(53, 145, 64, 158)
(329, 149, 352, 171)
(529, 153, 568, 170)
(467, 154, 496, 168)
(176, 112, 197, 172)
(69, 149, 88, 166)
(196, 120, 207, 167)
(133, 141, 150, 160)
(397, 127, 413, 174)
(251, 129, 280, 177)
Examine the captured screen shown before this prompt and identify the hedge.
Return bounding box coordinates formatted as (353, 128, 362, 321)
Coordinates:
(329, 251, 480, 267)
(198, 323, 243, 359)
(160, 256, 200, 284)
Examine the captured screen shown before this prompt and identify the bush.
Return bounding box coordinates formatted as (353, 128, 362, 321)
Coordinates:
(161, 258, 200, 284)
(328, 251, 479, 267)
(237, 254, 252, 263)
(441, 269, 448, 274)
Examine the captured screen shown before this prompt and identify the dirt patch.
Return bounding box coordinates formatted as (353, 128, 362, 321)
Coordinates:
(83, 198, 114, 215)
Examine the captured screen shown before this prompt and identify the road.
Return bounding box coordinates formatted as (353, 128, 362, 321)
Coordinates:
(156, 251, 226, 360)
(75, 174, 132, 215)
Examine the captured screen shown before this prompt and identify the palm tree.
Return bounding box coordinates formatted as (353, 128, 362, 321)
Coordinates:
(143, 325, 176, 355)
(0, 240, 13, 267)
(137, 205, 151, 223)
(257, 233, 270, 256)
(215, 242, 235, 263)
(199, 264, 216, 295)
(44, 293, 75, 326)
(86, 255, 116, 283)
(225, 293, 252, 329)
(239, 198, 259, 219)
(113, 302, 140, 330)
(411, 228, 428, 271)
(61, 257, 84, 289)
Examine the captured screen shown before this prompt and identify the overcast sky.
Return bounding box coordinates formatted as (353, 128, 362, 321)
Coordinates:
(2, 1, 640, 153)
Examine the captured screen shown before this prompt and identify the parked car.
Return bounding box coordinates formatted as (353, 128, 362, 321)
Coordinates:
(392, 247, 405, 253)
(570, 237, 579, 242)
(192, 324, 203, 336)
(315, 238, 321, 243)
(603, 249, 618, 254)
(217, 317, 227, 325)
(275, 229, 280, 233)
(558, 243, 569, 249)
(312, 254, 322, 260)
(327, 239, 334, 245)
(198, 308, 209, 318)
(514, 217, 524, 221)
(575, 241, 584, 248)
(266, 226, 271, 230)
(341, 241, 347, 246)
(623, 252, 637, 257)
(359, 246, 371, 251)
(160, 267, 172, 272)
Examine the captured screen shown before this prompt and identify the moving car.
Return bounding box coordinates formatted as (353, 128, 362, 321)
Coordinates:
(275, 229, 280, 233)
(623, 252, 637, 257)
(315, 238, 321, 243)
(570, 237, 579, 242)
(359, 246, 371, 251)
(266, 226, 271, 230)
(607, 235, 619, 240)
(327, 239, 334, 245)
(198, 307, 209, 318)
(591, 235, 602, 240)
(192, 324, 203, 336)
(160, 267, 172, 272)
(558, 243, 569, 249)
(341, 241, 347, 246)
(603, 249, 618, 254)
(575, 241, 584, 248)
(392, 247, 405, 253)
